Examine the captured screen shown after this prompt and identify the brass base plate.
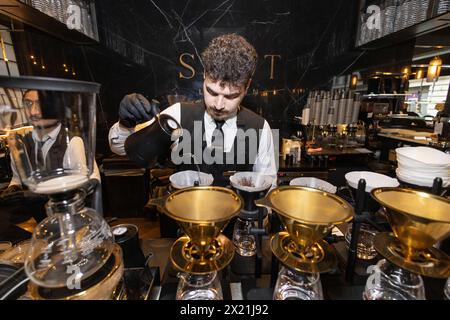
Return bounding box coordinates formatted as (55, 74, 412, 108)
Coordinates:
(170, 234, 234, 274)
(374, 232, 450, 279)
(29, 244, 124, 300)
(270, 232, 337, 273)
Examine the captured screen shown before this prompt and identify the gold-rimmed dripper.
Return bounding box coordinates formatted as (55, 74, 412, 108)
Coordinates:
(371, 187, 450, 278)
(149, 186, 242, 274)
(256, 186, 354, 273)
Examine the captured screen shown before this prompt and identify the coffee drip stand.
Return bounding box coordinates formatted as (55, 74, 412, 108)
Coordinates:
(256, 186, 354, 300)
(344, 176, 446, 276)
(150, 186, 242, 300)
(229, 172, 273, 278)
(343, 174, 450, 299)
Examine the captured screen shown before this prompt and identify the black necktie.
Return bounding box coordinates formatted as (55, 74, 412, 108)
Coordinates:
(36, 138, 49, 168)
(211, 120, 225, 155)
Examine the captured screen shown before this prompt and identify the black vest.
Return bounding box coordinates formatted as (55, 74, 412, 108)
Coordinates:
(23, 125, 69, 172)
(177, 101, 265, 186)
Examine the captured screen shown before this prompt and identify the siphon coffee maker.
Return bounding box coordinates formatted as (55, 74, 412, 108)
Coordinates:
(150, 186, 242, 300)
(0, 76, 123, 299)
(363, 187, 450, 300)
(256, 186, 354, 300)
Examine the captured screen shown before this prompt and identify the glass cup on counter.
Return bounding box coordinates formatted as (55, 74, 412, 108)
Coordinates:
(345, 223, 378, 260)
(363, 259, 425, 300)
(232, 217, 257, 257)
(273, 266, 323, 300)
(176, 272, 223, 300)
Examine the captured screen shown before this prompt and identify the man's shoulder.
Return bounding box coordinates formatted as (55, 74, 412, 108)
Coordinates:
(240, 106, 263, 118)
(238, 106, 266, 129)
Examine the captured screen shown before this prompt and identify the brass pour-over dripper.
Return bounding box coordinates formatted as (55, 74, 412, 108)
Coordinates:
(371, 188, 450, 278)
(150, 186, 242, 274)
(256, 186, 354, 273)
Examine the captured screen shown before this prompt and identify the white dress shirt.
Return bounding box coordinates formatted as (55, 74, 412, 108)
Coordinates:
(9, 124, 101, 187)
(108, 103, 278, 180)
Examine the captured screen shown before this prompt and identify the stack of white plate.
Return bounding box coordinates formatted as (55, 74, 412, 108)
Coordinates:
(395, 147, 450, 187)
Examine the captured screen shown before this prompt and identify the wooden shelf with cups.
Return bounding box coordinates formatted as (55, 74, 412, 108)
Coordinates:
(356, 0, 450, 50)
(0, 0, 98, 45)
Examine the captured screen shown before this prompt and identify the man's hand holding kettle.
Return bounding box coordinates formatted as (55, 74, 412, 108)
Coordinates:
(118, 93, 160, 128)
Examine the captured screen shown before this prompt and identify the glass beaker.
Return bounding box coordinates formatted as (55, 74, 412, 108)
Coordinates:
(176, 272, 223, 300)
(273, 266, 323, 300)
(0, 76, 97, 194)
(232, 217, 257, 257)
(363, 259, 425, 300)
(345, 223, 378, 260)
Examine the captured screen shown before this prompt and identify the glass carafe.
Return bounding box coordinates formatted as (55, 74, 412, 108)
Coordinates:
(345, 223, 378, 260)
(0, 76, 97, 194)
(363, 259, 425, 300)
(232, 217, 257, 257)
(273, 266, 323, 300)
(176, 272, 223, 300)
(26, 191, 114, 288)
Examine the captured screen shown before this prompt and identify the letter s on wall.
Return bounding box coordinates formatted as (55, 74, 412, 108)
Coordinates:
(179, 53, 195, 79)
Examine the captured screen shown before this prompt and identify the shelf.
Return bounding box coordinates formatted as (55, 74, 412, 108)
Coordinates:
(356, 10, 450, 50)
(0, 0, 98, 45)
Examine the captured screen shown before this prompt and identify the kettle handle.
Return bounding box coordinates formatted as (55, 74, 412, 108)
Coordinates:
(147, 194, 169, 210)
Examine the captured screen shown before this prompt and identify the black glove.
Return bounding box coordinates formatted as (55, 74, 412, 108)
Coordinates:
(118, 93, 160, 128)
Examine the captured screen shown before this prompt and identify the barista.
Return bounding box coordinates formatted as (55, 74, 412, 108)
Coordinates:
(108, 34, 277, 185)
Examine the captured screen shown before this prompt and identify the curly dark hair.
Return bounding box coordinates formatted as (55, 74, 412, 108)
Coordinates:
(202, 33, 257, 88)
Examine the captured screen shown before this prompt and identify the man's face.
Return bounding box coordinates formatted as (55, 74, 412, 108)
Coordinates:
(203, 75, 248, 121)
(23, 90, 57, 128)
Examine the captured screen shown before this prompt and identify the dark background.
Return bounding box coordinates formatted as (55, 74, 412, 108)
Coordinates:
(4, 0, 422, 156)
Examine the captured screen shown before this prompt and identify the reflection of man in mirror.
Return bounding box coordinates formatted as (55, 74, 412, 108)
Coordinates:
(0, 90, 100, 222)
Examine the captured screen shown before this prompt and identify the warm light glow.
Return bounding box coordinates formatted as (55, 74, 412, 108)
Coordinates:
(0, 34, 8, 62)
(402, 66, 411, 75)
(427, 56, 442, 82)
(415, 69, 424, 79)
(33, 61, 37, 65)
(63, 64, 67, 67)
(350, 74, 358, 88)
(41, 66, 46, 70)
(30, 55, 35, 59)
(65, 68, 69, 72)
(72, 72, 76, 76)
